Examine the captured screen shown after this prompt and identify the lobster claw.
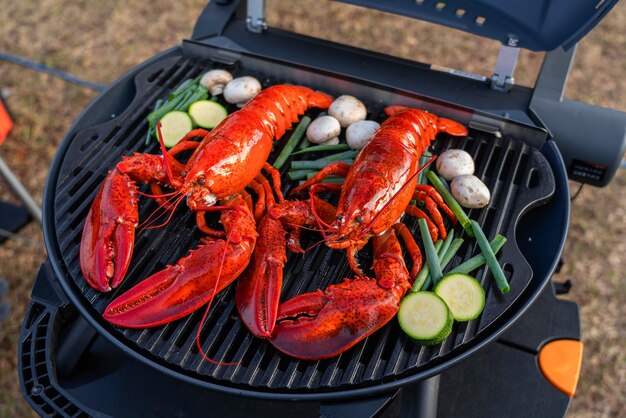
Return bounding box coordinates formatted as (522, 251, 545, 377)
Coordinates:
(80, 170, 138, 292)
(103, 238, 250, 328)
(104, 195, 256, 328)
(269, 277, 403, 360)
(236, 200, 315, 338)
(269, 229, 412, 360)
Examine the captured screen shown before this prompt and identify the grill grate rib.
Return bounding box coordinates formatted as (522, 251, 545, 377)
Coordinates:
(49, 55, 554, 393)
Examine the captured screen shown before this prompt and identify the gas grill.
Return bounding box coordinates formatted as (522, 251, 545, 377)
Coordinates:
(18, 1, 626, 417)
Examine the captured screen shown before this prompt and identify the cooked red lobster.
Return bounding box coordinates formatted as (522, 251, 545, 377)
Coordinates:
(237, 107, 468, 359)
(79, 85, 332, 327)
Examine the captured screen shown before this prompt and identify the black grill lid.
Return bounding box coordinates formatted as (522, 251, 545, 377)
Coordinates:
(338, 0, 619, 51)
(43, 49, 558, 399)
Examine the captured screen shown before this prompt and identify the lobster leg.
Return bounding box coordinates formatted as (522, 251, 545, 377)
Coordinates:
(414, 184, 457, 224)
(289, 161, 351, 196)
(263, 163, 284, 203)
(269, 229, 411, 360)
(103, 194, 257, 328)
(393, 222, 423, 280)
(405, 205, 438, 242)
(412, 191, 447, 240)
(246, 179, 267, 222)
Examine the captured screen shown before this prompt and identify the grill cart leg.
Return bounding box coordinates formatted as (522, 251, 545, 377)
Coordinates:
(399, 375, 440, 418)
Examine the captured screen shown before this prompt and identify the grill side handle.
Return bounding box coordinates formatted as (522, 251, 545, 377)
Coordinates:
(530, 45, 626, 187)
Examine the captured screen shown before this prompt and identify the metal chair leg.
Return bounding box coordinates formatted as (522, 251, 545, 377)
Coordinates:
(0, 156, 42, 224)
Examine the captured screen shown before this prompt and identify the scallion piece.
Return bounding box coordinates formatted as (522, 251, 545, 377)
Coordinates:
(287, 169, 316, 181)
(177, 85, 209, 113)
(412, 239, 443, 292)
(417, 151, 433, 184)
(427, 171, 473, 237)
(448, 235, 506, 275)
(147, 91, 190, 128)
(298, 179, 344, 186)
(424, 237, 464, 289)
(306, 173, 343, 180)
(145, 99, 164, 144)
(316, 150, 358, 162)
(273, 116, 312, 169)
(418, 218, 444, 286)
(438, 230, 455, 263)
(470, 221, 510, 294)
(291, 159, 353, 170)
(168, 78, 196, 100)
(292, 144, 350, 154)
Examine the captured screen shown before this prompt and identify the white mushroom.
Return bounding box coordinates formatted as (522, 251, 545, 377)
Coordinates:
(306, 115, 341, 144)
(323, 137, 340, 145)
(199, 69, 233, 96)
(451, 175, 491, 209)
(346, 120, 380, 149)
(328, 95, 367, 127)
(436, 149, 475, 181)
(223, 76, 261, 104)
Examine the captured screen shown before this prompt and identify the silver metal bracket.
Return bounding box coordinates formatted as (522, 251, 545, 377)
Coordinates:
(246, 0, 267, 33)
(491, 43, 520, 92)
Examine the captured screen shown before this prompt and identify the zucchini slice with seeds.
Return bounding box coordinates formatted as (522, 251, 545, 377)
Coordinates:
(398, 291, 453, 345)
(158, 111, 193, 148)
(188, 100, 227, 129)
(434, 273, 485, 322)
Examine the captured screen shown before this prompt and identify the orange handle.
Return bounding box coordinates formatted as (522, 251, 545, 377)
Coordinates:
(0, 99, 13, 145)
(538, 339, 583, 397)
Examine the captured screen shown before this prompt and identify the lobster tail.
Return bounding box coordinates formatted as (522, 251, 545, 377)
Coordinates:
(243, 85, 332, 138)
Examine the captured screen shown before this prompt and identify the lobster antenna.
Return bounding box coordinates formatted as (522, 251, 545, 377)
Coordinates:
(309, 183, 341, 231)
(156, 122, 178, 187)
(357, 154, 437, 239)
(195, 206, 242, 367)
(138, 191, 184, 230)
(142, 193, 187, 230)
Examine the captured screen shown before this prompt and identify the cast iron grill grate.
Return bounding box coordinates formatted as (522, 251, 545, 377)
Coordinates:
(48, 55, 554, 393)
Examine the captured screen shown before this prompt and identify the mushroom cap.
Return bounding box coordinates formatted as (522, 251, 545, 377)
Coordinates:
(199, 69, 233, 96)
(306, 115, 342, 144)
(436, 149, 475, 181)
(223, 76, 262, 104)
(346, 120, 380, 149)
(328, 95, 367, 127)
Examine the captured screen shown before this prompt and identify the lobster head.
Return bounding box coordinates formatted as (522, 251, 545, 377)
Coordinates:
(323, 171, 409, 252)
(183, 170, 218, 210)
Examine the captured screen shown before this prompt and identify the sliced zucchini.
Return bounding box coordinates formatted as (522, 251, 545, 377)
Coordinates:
(434, 273, 485, 322)
(188, 100, 228, 129)
(158, 111, 193, 148)
(398, 292, 453, 345)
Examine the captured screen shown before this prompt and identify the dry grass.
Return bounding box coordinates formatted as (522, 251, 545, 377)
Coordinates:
(0, 1, 624, 416)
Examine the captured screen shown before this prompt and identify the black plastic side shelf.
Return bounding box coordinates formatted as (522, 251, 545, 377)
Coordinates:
(19, 262, 100, 418)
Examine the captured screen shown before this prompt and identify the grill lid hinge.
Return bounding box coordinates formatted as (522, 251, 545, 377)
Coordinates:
(491, 42, 520, 92)
(246, 0, 267, 33)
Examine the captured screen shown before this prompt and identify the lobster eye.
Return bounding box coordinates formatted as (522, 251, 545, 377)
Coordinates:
(356, 215, 364, 224)
(197, 177, 205, 185)
(337, 213, 344, 221)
